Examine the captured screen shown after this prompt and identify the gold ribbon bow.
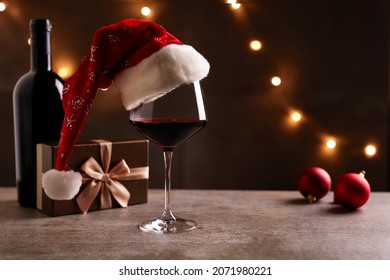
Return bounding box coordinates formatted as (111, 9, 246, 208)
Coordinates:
(76, 140, 148, 214)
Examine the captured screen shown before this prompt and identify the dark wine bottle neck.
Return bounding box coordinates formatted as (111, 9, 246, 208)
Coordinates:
(30, 28, 52, 71)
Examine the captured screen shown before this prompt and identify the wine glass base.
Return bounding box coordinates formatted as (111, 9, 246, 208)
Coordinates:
(139, 217, 197, 233)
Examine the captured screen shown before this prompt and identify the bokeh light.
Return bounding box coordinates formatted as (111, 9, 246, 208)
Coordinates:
(0, 2, 6, 12)
(58, 67, 70, 79)
(231, 3, 241, 9)
(271, 76, 281, 86)
(249, 40, 262, 51)
(290, 111, 302, 123)
(326, 138, 336, 150)
(364, 144, 377, 158)
(141, 6, 151, 16)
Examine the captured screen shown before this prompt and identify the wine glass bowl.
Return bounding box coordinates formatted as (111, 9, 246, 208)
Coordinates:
(129, 81, 207, 233)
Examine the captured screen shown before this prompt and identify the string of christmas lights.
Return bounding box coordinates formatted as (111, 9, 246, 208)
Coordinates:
(226, 0, 378, 159)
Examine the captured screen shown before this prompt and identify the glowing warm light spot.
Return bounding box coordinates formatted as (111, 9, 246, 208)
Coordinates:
(231, 3, 241, 9)
(55, 59, 75, 80)
(291, 111, 302, 122)
(141, 6, 151, 16)
(364, 144, 377, 157)
(326, 139, 337, 150)
(249, 40, 262, 51)
(271, 76, 281, 86)
(227, 0, 237, 3)
(0, 2, 6, 12)
(58, 67, 70, 79)
(28, 38, 31, 45)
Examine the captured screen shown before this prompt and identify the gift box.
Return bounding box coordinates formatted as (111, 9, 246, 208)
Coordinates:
(36, 139, 148, 216)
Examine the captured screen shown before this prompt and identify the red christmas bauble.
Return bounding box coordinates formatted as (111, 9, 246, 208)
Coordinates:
(297, 167, 331, 203)
(334, 173, 371, 210)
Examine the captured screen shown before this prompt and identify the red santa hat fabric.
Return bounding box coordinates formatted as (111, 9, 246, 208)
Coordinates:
(42, 19, 209, 200)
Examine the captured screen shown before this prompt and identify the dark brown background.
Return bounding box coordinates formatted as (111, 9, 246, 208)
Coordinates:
(1, 0, 389, 191)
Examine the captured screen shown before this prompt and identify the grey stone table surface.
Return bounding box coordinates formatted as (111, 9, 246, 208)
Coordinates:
(1, 187, 389, 260)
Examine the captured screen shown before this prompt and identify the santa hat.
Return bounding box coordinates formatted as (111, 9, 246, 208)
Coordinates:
(42, 19, 210, 200)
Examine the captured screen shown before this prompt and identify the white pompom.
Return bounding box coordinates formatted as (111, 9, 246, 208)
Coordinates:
(42, 169, 83, 200)
(114, 44, 210, 110)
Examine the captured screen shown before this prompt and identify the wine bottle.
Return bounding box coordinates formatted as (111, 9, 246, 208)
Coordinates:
(13, 19, 64, 207)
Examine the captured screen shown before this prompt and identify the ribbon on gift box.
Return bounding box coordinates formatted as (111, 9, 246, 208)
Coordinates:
(76, 140, 148, 214)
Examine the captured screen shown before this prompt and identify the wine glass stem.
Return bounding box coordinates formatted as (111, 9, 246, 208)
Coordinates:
(162, 150, 175, 221)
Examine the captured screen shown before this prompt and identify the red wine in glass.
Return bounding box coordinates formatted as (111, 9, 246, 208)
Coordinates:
(129, 81, 207, 233)
(130, 118, 207, 151)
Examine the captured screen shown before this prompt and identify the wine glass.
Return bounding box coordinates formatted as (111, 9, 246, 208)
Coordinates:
(129, 81, 207, 233)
